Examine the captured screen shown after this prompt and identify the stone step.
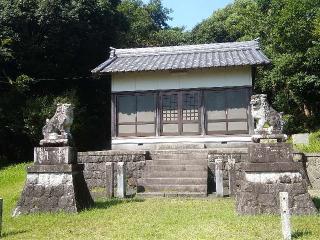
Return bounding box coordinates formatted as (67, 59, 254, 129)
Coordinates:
(143, 177, 207, 185)
(146, 170, 206, 178)
(151, 159, 207, 166)
(154, 143, 206, 150)
(137, 192, 207, 198)
(150, 153, 208, 160)
(147, 165, 207, 172)
(143, 184, 207, 193)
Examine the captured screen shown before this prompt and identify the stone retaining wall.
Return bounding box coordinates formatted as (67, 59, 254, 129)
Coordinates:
(78, 151, 147, 195)
(208, 148, 248, 195)
(293, 152, 320, 189)
(77, 149, 320, 198)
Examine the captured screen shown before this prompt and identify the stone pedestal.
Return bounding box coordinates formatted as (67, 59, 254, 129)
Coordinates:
(236, 143, 317, 215)
(13, 147, 93, 216)
(252, 134, 288, 143)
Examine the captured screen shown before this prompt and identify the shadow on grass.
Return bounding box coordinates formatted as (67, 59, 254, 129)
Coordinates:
(1, 230, 28, 238)
(292, 230, 312, 239)
(91, 198, 144, 210)
(312, 197, 320, 211)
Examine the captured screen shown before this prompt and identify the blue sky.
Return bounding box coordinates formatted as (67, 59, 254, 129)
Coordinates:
(143, 0, 234, 30)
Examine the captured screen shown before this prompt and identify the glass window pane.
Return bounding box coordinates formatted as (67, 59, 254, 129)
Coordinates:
(162, 94, 178, 122)
(227, 90, 248, 119)
(183, 123, 199, 133)
(137, 95, 155, 122)
(182, 92, 199, 121)
(228, 122, 248, 131)
(207, 122, 227, 132)
(137, 124, 155, 134)
(163, 123, 179, 133)
(118, 95, 136, 123)
(118, 125, 136, 134)
(205, 91, 226, 120)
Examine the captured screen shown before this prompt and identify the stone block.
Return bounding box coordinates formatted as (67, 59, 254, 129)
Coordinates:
(248, 143, 293, 163)
(215, 159, 224, 197)
(27, 164, 84, 173)
(292, 133, 309, 145)
(106, 162, 114, 198)
(34, 147, 76, 165)
(117, 162, 126, 198)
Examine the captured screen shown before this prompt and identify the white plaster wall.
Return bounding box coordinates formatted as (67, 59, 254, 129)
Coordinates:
(112, 66, 252, 92)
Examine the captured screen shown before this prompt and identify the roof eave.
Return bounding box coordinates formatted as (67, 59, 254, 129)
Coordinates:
(101, 62, 270, 74)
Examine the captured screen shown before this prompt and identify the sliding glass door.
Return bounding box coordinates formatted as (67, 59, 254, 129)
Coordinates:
(204, 88, 249, 134)
(117, 93, 156, 137)
(160, 91, 200, 136)
(114, 87, 250, 137)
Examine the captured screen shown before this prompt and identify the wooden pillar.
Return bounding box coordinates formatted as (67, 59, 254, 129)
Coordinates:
(156, 92, 160, 137)
(200, 90, 206, 136)
(111, 93, 118, 140)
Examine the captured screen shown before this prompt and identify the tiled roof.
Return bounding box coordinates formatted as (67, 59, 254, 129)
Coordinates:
(92, 40, 270, 74)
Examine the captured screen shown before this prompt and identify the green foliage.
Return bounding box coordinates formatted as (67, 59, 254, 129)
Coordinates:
(150, 27, 191, 46)
(294, 131, 320, 153)
(192, 0, 320, 134)
(191, 0, 262, 43)
(117, 0, 171, 47)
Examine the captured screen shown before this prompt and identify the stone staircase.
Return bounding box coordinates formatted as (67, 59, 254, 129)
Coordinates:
(138, 150, 208, 197)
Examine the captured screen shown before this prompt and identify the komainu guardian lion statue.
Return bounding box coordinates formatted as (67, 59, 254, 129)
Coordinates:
(41, 103, 74, 146)
(250, 94, 284, 135)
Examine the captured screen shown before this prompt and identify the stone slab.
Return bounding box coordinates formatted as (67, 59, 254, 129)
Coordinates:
(117, 162, 126, 198)
(248, 143, 293, 163)
(215, 159, 224, 197)
(292, 133, 309, 145)
(106, 162, 114, 198)
(34, 147, 76, 165)
(241, 162, 303, 172)
(245, 172, 302, 184)
(252, 134, 288, 143)
(27, 164, 84, 173)
(40, 138, 71, 147)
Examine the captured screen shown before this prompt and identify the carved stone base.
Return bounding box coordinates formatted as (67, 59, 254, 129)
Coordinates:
(13, 146, 93, 216)
(13, 164, 93, 216)
(252, 134, 288, 143)
(236, 172, 317, 215)
(236, 143, 317, 215)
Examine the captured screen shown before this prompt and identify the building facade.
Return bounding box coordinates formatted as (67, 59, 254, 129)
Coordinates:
(92, 40, 270, 148)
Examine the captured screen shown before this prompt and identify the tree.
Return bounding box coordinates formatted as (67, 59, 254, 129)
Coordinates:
(0, 0, 123, 164)
(190, 0, 320, 133)
(117, 0, 172, 47)
(191, 0, 262, 44)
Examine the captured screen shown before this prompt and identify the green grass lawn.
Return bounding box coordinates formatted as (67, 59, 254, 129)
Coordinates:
(0, 163, 320, 240)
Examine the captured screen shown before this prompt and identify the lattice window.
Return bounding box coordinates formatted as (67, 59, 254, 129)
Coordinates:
(162, 94, 178, 122)
(182, 93, 199, 121)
